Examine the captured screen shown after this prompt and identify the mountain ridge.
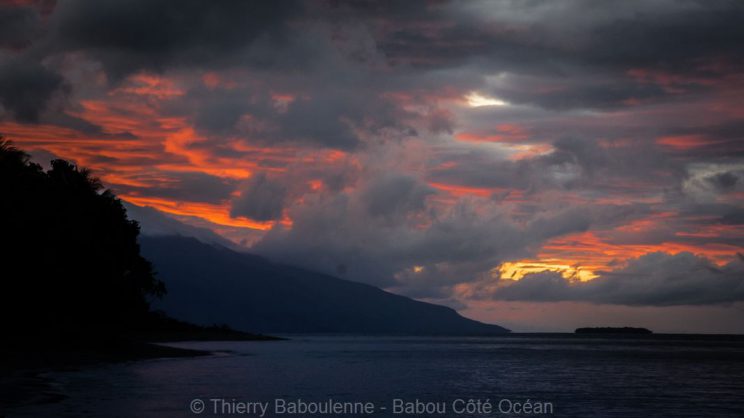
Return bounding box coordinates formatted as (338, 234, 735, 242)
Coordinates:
(139, 235, 509, 335)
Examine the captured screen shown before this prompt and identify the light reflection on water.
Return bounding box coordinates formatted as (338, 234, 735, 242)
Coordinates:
(8, 335, 744, 417)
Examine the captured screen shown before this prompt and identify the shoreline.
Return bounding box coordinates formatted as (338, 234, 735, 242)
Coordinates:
(0, 334, 282, 412)
(0, 340, 210, 411)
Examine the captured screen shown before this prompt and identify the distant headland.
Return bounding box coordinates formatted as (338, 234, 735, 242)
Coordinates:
(575, 327, 653, 335)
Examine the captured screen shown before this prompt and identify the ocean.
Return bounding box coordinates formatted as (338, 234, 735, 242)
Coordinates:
(7, 334, 744, 417)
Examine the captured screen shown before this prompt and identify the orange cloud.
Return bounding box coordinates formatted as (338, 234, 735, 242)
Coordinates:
(112, 73, 185, 99)
(120, 195, 274, 231)
(657, 135, 712, 150)
(455, 123, 529, 144)
(540, 228, 741, 273)
(0, 72, 313, 234)
(428, 181, 506, 198)
(498, 260, 598, 282)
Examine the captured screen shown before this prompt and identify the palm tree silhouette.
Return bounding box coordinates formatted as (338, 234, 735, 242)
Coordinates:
(0, 137, 165, 340)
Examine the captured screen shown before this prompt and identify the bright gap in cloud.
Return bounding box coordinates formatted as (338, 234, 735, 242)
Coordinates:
(465, 92, 509, 107)
(497, 261, 598, 282)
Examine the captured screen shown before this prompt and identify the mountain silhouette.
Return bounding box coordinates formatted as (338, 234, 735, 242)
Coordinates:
(140, 235, 510, 335)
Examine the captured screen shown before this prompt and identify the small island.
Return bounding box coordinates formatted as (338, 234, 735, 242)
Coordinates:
(575, 327, 653, 335)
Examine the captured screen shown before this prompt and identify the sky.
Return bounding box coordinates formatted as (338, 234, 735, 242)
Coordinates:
(2, 0, 744, 333)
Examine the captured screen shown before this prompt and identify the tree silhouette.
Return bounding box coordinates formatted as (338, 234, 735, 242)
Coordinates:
(0, 138, 165, 340)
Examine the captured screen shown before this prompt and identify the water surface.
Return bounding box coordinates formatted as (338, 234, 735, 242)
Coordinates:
(8, 334, 744, 417)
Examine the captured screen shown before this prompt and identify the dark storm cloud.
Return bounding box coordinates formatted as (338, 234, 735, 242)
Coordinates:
(0, 0, 304, 126)
(274, 91, 411, 150)
(0, 57, 66, 122)
(117, 172, 236, 204)
(174, 68, 416, 150)
(661, 121, 744, 159)
(582, 3, 744, 72)
(0, 3, 42, 49)
(367, 1, 744, 110)
(720, 210, 744, 226)
(377, 0, 744, 74)
(361, 174, 435, 221)
(238, 86, 412, 150)
(251, 172, 638, 291)
(707, 172, 739, 190)
(185, 87, 254, 136)
(485, 252, 744, 306)
(231, 173, 288, 222)
(251, 171, 526, 287)
(51, 0, 302, 79)
(681, 164, 744, 204)
(4, 0, 744, 130)
(253, 193, 529, 288)
(428, 136, 679, 196)
(541, 137, 683, 187)
(484, 73, 705, 111)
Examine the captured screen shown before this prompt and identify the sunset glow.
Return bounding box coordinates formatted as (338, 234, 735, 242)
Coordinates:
(498, 261, 599, 282)
(2, 0, 743, 333)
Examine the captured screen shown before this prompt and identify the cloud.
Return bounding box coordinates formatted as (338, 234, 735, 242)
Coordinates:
(115, 171, 236, 204)
(4, 1, 744, 107)
(124, 202, 239, 250)
(682, 163, 744, 201)
(1, 0, 743, 322)
(253, 193, 526, 289)
(360, 174, 435, 221)
(250, 170, 619, 293)
(0, 58, 66, 122)
(428, 135, 677, 197)
(51, 0, 302, 79)
(478, 252, 744, 306)
(0, 2, 42, 49)
(231, 173, 288, 222)
(720, 210, 744, 226)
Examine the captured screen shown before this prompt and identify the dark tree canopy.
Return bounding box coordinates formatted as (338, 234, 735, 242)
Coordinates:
(0, 138, 165, 339)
